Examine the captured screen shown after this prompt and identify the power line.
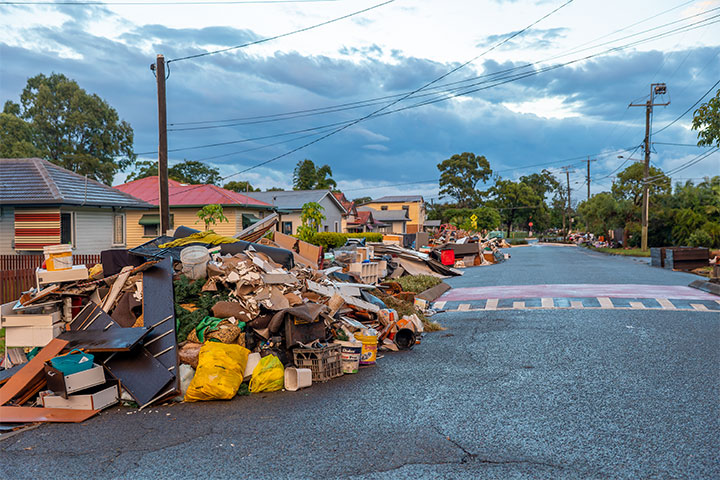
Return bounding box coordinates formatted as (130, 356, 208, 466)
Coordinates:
(653, 77, 720, 135)
(653, 141, 711, 147)
(168, 4, 720, 130)
(166, 0, 394, 63)
(1, 0, 337, 4)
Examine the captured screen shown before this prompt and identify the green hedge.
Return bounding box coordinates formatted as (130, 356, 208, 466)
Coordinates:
(310, 232, 384, 250)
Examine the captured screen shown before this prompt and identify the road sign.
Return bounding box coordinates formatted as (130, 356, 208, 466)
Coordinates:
(470, 214, 478, 229)
(528, 222, 533, 227)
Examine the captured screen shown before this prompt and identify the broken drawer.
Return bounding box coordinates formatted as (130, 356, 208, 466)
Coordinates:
(2, 311, 61, 328)
(41, 382, 118, 410)
(44, 363, 106, 398)
(5, 323, 64, 347)
(36, 265, 89, 286)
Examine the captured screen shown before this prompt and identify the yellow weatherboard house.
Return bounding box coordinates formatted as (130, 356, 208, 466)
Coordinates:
(361, 195, 425, 234)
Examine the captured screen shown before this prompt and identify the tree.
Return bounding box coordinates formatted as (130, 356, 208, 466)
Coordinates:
(0, 102, 41, 158)
(692, 88, 720, 147)
(126, 159, 220, 184)
(125, 160, 157, 182)
(10, 73, 136, 185)
(489, 179, 541, 237)
(352, 196, 372, 205)
(611, 162, 670, 206)
(196, 204, 228, 231)
(437, 152, 492, 208)
(292, 159, 337, 190)
(577, 192, 624, 236)
(266, 187, 284, 191)
(297, 202, 325, 242)
(520, 169, 560, 200)
(223, 181, 259, 192)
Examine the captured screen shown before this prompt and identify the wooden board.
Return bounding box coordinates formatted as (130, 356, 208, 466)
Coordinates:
(0, 338, 68, 406)
(58, 328, 150, 352)
(0, 406, 98, 423)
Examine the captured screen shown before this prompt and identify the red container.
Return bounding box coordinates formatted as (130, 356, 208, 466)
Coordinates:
(440, 249, 455, 266)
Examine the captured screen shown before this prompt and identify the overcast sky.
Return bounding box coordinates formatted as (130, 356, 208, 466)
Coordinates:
(1, 0, 719, 202)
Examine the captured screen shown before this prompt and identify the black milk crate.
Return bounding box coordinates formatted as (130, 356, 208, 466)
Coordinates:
(292, 344, 342, 382)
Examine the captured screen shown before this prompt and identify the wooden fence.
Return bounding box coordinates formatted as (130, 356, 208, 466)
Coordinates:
(0, 254, 101, 304)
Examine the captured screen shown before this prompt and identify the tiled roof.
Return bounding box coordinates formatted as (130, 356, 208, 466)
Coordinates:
(246, 189, 346, 213)
(357, 206, 410, 222)
(114, 176, 271, 207)
(371, 195, 424, 203)
(0, 158, 152, 208)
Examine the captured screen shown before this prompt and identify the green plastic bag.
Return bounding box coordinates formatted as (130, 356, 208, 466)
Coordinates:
(249, 355, 284, 393)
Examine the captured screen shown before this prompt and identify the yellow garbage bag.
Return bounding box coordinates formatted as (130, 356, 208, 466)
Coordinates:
(249, 355, 284, 393)
(184, 342, 250, 402)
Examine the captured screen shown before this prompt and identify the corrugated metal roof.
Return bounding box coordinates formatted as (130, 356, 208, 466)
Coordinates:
(371, 195, 424, 203)
(246, 189, 346, 213)
(0, 158, 153, 208)
(357, 206, 410, 222)
(114, 176, 272, 207)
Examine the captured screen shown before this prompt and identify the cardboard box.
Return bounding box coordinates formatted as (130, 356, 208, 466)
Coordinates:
(2, 311, 61, 327)
(41, 382, 118, 410)
(44, 363, 106, 398)
(36, 265, 88, 287)
(5, 323, 63, 347)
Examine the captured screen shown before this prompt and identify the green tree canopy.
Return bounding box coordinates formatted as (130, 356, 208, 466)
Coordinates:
(611, 162, 671, 206)
(8, 73, 136, 185)
(692, 88, 720, 147)
(577, 192, 624, 236)
(292, 159, 337, 190)
(126, 159, 221, 185)
(352, 196, 372, 205)
(489, 179, 541, 237)
(223, 181, 259, 192)
(437, 152, 492, 208)
(0, 102, 41, 158)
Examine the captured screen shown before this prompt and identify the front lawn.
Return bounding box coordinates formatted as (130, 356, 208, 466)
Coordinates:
(588, 246, 651, 257)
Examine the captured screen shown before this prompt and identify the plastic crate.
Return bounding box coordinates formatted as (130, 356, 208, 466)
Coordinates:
(292, 344, 343, 382)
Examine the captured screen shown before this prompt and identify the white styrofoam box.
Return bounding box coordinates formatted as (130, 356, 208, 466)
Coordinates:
(36, 265, 88, 286)
(349, 262, 379, 278)
(5, 323, 63, 347)
(2, 310, 61, 327)
(41, 383, 118, 410)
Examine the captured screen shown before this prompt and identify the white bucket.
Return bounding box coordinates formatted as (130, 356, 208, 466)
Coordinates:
(336, 340, 362, 374)
(284, 367, 312, 391)
(180, 246, 210, 280)
(243, 352, 261, 381)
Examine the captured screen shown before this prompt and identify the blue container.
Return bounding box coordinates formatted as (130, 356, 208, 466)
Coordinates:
(50, 349, 94, 376)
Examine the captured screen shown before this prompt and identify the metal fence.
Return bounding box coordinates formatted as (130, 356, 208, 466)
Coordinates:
(0, 254, 101, 304)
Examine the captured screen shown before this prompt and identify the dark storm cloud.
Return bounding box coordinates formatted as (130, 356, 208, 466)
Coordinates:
(1, 18, 716, 191)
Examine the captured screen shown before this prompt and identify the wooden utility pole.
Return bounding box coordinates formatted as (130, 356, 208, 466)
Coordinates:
(560, 166, 575, 238)
(629, 83, 669, 252)
(586, 156, 596, 201)
(154, 54, 170, 235)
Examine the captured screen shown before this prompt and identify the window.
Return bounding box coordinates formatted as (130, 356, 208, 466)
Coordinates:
(402, 205, 409, 211)
(144, 224, 159, 237)
(324, 225, 329, 232)
(282, 221, 293, 235)
(60, 212, 74, 246)
(334, 221, 339, 233)
(381, 206, 388, 211)
(112, 213, 126, 246)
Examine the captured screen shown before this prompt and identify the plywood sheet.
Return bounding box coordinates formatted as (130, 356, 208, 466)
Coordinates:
(0, 406, 97, 423)
(0, 338, 68, 406)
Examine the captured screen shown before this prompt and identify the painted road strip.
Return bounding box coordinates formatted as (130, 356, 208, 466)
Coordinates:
(570, 300, 584, 309)
(485, 298, 498, 311)
(513, 301, 525, 309)
(691, 303, 709, 312)
(437, 284, 718, 302)
(598, 297, 614, 309)
(541, 297, 554, 308)
(629, 301, 646, 309)
(657, 298, 676, 309)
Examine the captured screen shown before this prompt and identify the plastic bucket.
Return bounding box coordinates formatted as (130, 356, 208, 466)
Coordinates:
(354, 333, 378, 366)
(44, 244, 72, 271)
(284, 367, 312, 391)
(336, 340, 361, 374)
(394, 329, 416, 350)
(180, 246, 210, 280)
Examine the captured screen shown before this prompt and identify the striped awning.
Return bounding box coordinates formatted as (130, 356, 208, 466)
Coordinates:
(15, 208, 61, 251)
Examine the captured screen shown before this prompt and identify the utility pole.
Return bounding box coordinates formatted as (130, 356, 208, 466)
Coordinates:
(586, 156, 596, 201)
(152, 54, 170, 235)
(560, 166, 575, 238)
(629, 83, 669, 251)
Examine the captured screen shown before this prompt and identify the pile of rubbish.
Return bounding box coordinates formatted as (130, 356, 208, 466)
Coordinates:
(0, 226, 459, 428)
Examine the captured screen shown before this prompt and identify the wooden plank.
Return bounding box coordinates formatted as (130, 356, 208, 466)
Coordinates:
(0, 406, 98, 423)
(58, 328, 150, 352)
(0, 338, 68, 405)
(415, 282, 451, 302)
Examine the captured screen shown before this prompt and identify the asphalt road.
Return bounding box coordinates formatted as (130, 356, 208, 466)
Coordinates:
(1, 245, 718, 479)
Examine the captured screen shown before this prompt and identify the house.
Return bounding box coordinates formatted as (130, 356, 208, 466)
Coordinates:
(114, 176, 273, 248)
(332, 192, 357, 233)
(360, 195, 425, 233)
(244, 190, 347, 235)
(357, 206, 409, 234)
(0, 158, 153, 255)
(346, 209, 388, 233)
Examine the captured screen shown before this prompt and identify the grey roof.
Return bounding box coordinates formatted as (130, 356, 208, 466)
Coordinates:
(371, 195, 424, 203)
(0, 158, 152, 208)
(424, 219, 442, 227)
(245, 189, 346, 213)
(357, 206, 409, 222)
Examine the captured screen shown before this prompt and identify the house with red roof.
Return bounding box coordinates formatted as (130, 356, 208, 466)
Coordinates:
(114, 176, 273, 247)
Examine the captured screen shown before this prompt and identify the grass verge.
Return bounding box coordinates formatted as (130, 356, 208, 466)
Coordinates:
(587, 246, 651, 257)
(394, 275, 443, 294)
